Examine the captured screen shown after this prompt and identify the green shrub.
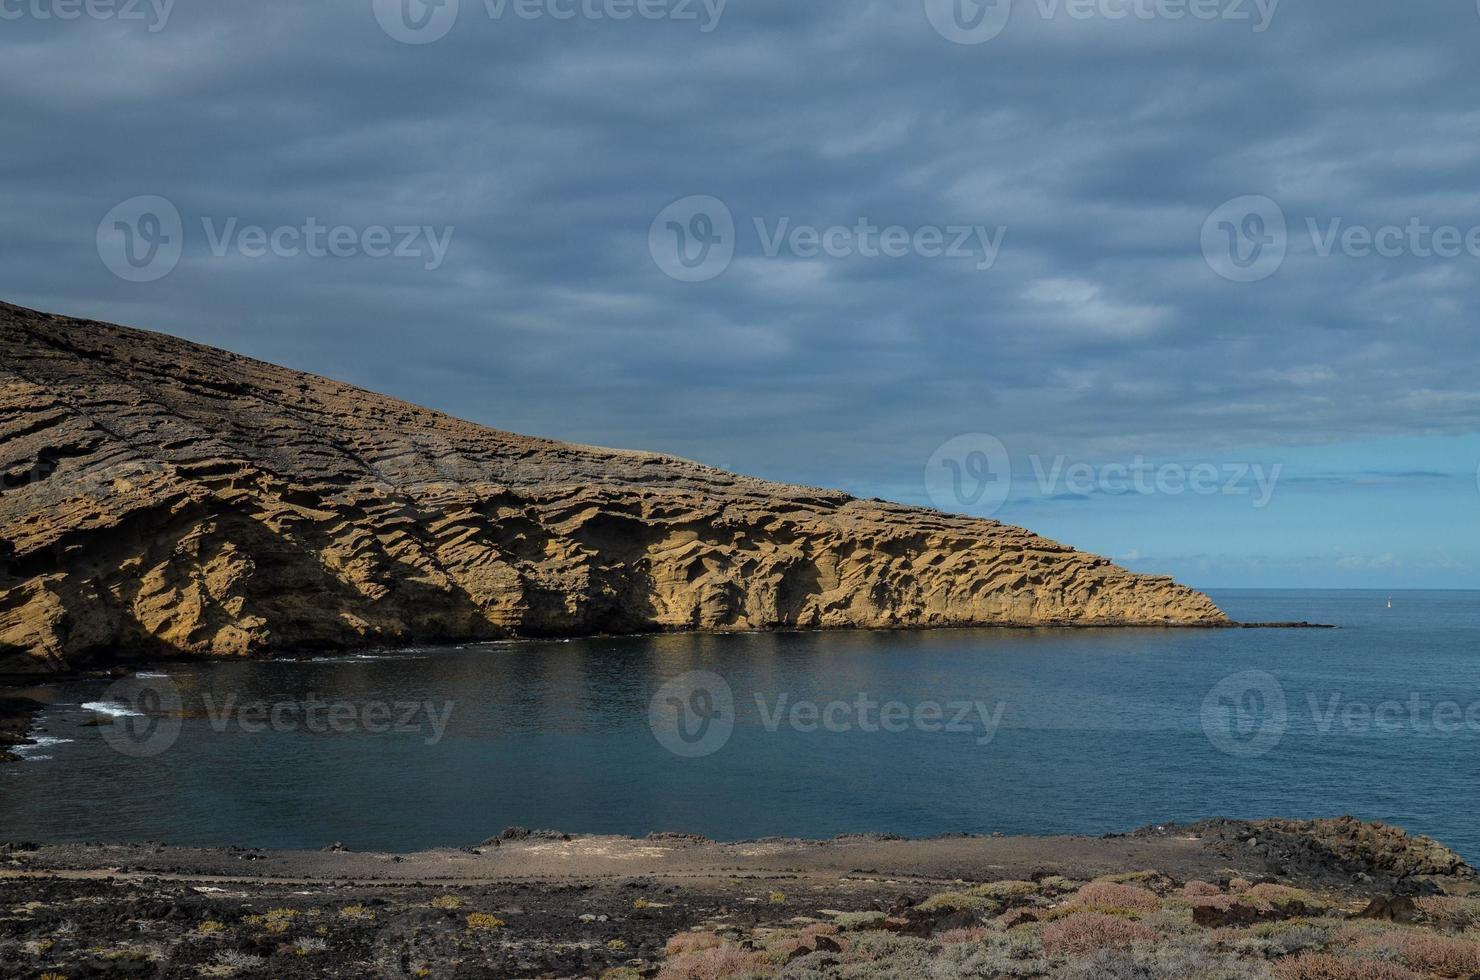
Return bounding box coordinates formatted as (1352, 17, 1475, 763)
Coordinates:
(918, 892, 1000, 914)
(1243, 884, 1321, 912)
(829, 910, 886, 930)
(966, 880, 1039, 901)
(1072, 882, 1162, 914)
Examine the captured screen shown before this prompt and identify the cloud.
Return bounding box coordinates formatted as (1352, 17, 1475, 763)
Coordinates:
(1021, 278, 1172, 337)
(0, 0, 1477, 518)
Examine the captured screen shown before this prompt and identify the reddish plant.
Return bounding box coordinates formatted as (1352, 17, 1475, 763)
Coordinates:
(1040, 913, 1157, 956)
(1394, 932, 1480, 977)
(1414, 896, 1480, 930)
(1271, 953, 1421, 980)
(656, 946, 768, 980)
(663, 932, 723, 957)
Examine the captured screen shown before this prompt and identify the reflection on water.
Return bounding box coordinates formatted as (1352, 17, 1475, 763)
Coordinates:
(3, 590, 1478, 859)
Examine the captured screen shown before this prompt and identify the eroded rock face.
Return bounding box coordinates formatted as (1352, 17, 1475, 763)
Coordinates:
(0, 301, 1228, 672)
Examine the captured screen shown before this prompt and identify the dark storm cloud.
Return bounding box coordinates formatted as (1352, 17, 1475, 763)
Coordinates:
(2, 0, 1479, 499)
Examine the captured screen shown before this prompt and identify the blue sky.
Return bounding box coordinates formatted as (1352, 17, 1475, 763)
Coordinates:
(2, 0, 1478, 589)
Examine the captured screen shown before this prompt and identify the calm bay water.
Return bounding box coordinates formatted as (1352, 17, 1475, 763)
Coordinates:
(3, 590, 1478, 859)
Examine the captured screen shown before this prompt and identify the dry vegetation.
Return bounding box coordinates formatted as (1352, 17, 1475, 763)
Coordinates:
(645, 873, 1480, 980)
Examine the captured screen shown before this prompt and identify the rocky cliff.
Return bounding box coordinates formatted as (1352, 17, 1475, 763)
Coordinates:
(0, 301, 1228, 673)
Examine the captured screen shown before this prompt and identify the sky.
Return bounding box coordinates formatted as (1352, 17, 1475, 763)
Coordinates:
(2, 0, 1478, 590)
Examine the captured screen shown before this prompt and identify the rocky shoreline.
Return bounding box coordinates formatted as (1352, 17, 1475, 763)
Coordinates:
(0, 694, 43, 763)
(1, 819, 1476, 979)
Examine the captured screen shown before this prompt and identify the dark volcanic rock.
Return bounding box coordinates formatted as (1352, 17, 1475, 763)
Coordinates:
(1169, 817, 1473, 889)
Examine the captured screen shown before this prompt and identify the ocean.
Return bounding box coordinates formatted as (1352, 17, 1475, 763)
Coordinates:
(3, 589, 1476, 860)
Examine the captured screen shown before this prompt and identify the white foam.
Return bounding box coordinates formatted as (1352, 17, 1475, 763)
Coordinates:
(81, 700, 143, 718)
(13, 736, 72, 761)
(135, 671, 169, 678)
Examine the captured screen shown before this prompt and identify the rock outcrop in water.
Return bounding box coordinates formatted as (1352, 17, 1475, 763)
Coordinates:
(0, 300, 1228, 673)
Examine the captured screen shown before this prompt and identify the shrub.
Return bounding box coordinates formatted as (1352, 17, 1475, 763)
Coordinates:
(465, 912, 504, 931)
(430, 894, 464, 910)
(837, 931, 933, 964)
(197, 921, 226, 934)
(1100, 938, 1277, 980)
(758, 921, 841, 961)
(665, 932, 724, 957)
(967, 880, 1039, 901)
(829, 910, 885, 930)
(1095, 870, 1171, 891)
(1244, 884, 1320, 911)
(1393, 932, 1480, 976)
(244, 908, 299, 934)
(1183, 881, 1223, 898)
(338, 905, 373, 921)
(1271, 953, 1422, 980)
(938, 926, 991, 944)
(1071, 882, 1162, 914)
(760, 935, 809, 963)
(1038, 876, 1078, 893)
(1041, 903, 1144, 922)
(656, 946, 768, 980)
(1414, 896, 1480, 930)
(768, 892, 786, 904)
(1329, 923, 1405, 954)
(1053, 949, 1156, 980)
(1040, 913, 1158, 956)
(1235, 924, 1331, 959)
(919, 891, 999, 914)
(943, 931, 1050, 978)
(213, 950, 265, 969)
